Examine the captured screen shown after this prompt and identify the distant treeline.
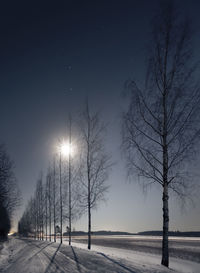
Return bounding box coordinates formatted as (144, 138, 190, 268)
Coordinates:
(63, 230, 136, 236)
(62, 230, 200, 237)
(138, 231, 200, 237)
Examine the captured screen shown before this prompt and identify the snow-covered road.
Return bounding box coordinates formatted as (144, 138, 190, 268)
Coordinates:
(0, 238, 199, 273)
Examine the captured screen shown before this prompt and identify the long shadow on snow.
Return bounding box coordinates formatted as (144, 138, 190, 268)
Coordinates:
(98, 252, 137, 273)
(71, 246, 82, 273)
(22, 239, 64, 273)
(44, 243, 62, 273)
(27, 242, 54, 260)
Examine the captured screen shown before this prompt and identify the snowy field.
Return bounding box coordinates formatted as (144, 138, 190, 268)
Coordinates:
(71, 235, 200, 263)
(0, 236, 199, 273)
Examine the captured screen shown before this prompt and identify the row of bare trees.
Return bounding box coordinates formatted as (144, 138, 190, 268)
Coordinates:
(19, 1, 200, 268)
(0, 144, 20, 239)
(18, 169, 59, 242)
(18, 102, 111, 249)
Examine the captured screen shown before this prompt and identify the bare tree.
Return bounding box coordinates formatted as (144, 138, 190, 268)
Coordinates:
(63, 115, 77, 245)
(19, 166, 59, 242)
(45, 161, 58, 242)
(68, 116, 72, 245)
(58, 148, 63, 243)
(45, 178, 48, 240)
(47, 170, 52, 241)
(0, 144, 20, 238)
(53, 157, 57, 242)
(122, 2, 200, 267)
(62, 116, 83, 245)
(18, 198, 36, 237)
(79, 101, 111, 249)
(18, 191, 43, 239)
(29, 197, 37, 239)
(35, 175, 44, 240)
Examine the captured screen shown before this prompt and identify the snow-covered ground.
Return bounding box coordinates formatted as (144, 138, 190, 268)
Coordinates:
(71, 235, 200, 263)
(0, 237, 199, 273)
(68, 241, 200, 273)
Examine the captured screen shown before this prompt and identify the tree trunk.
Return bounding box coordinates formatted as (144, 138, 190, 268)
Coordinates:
(69, 156, 71, 245)
(46, 189, 47, 241)
(42, 214, 44, 241)
(59, 153, 63, 244)
(53, 158, 56, 242)
(161, 183, 169, 267)
(88, 205, 91, 249)
(162, 73, 169, 267)
(69, 120, 72, 246)
(87, 158, 91, 250)
(49, 177, 51, 242)
(46, 212, 47, 241)
(35, 203, 37, 240)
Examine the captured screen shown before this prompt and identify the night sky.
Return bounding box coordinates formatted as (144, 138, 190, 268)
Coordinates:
(1, 0, 200, 232)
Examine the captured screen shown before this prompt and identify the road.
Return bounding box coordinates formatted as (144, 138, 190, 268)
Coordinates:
(1, 238, 137, 273)
(0, 237, 163, 273)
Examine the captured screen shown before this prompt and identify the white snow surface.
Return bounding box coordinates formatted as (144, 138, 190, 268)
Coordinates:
(68, 241, 200, 273)
(82, 235, 200, 241)
(0, 237, 199, 273)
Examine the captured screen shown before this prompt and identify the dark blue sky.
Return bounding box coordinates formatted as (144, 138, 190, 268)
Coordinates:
(1, 0, 200, 232)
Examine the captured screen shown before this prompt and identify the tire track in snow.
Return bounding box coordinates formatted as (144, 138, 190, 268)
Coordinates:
(21, 239, 89, 272)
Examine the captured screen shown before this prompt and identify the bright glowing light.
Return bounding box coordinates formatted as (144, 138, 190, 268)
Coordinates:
(59, 141, 74, 157)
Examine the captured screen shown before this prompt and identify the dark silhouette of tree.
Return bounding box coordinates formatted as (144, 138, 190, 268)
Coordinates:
(18, 198, 35, 237)
(18, 161, 60, 242)
(44, 162, 58, 242)
(0, 144, 20, 239)
(18, 103, 110, 248)
(68, 116, 72, 246)
(79, 101, 111, 249)
(63, 115, 82, 246)
(0, 205, 10, 238)
(122, 2, 200, 267)
(18, 174, 45, 239)
(58, 147, 63, 243)
(53, 158, 57, 242)
(36, 175, 44, 240)
(46, 169, 52, 241)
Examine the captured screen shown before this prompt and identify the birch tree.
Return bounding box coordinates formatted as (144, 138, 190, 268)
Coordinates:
(36, 176, 44, 240)
(58, 147, 63, 243)
(19, 167, 58, 241)
(47, 170, 52, 241)
(79, 101, 111, 249)
(122, 2, 200, 267)
(62, 116, 82, 245)
(52, 158, 57, 242)
(45, 161, 58, 242)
